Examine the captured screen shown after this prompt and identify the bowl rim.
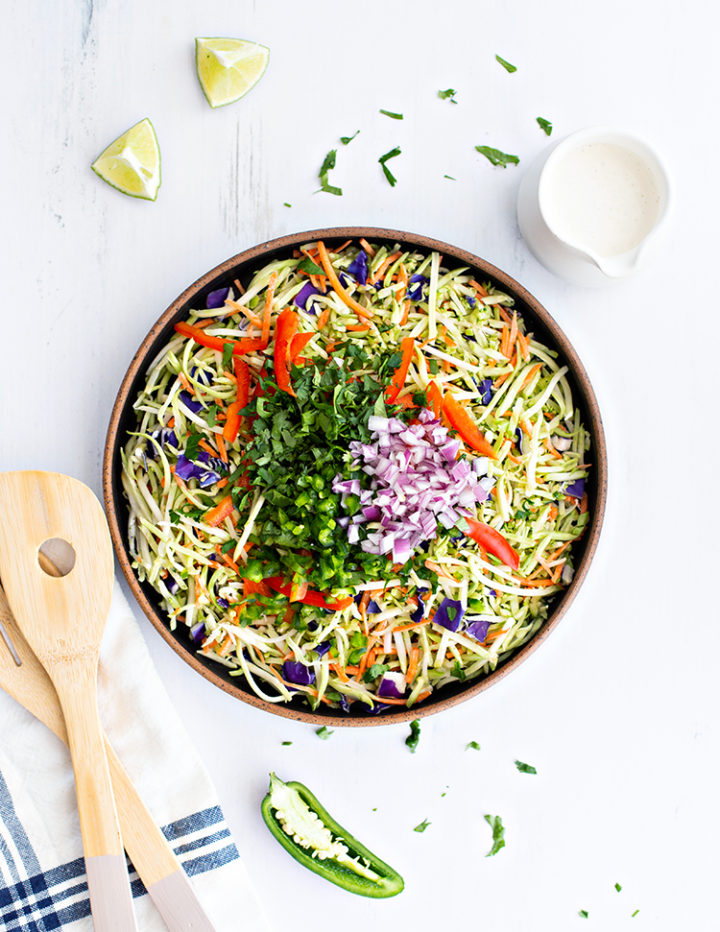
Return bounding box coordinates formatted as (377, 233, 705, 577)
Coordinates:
(103, 226, 608, 727)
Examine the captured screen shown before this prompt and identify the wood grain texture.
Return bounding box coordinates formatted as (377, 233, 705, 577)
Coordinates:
(0, 581, 216, 928)
(0, 471, 137, 930)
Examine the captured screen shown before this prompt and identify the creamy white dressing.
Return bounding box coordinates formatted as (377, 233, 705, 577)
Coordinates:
(542, 143, 661, 257)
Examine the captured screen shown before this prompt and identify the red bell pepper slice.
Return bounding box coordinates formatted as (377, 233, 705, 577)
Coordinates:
(426, 379, 444, 417)
(464, 516, 519, 569)
(289, 332, 314, 364)
(274, 308, 299, 396)
(205, 494, 235, 527)
(385, 337, 415, 403)
(174, 321, 267, 356)
(222, 358, 251, 443)
(264, 576, 354, 611)
(443, 393, 496, 459)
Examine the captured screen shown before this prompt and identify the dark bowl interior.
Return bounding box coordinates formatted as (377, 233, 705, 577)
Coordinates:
(103, 227, 607, 726)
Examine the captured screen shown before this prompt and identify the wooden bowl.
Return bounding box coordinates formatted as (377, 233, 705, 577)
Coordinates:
(103, 227, 607, 726)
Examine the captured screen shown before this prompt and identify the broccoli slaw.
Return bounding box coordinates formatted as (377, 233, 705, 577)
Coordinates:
(121, 239, 590, 713)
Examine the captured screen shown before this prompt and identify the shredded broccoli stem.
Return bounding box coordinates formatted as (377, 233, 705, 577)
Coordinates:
(121, 241, 591, 713)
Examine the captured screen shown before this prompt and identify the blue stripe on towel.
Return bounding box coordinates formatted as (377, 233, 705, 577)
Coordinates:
(0, 806, 240, 929)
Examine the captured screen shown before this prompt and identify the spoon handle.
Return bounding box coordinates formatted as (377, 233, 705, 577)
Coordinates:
(54, 665, 138, 931)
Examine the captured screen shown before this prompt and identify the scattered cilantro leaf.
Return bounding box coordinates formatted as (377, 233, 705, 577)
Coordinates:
(632, 910, 639, 918)
(281, 740, 292, 746)
(413, 818, 431, 832)
(379, 109, 403, 120)
(475, 146, 519, 168)
(340, 130, 360, 145)
(466, 741, 481, 751)
(405, 719, 421, 753)
(495, 54, 517, 73)
(221, 539, 236, 554)
(315, 726, 334, 740)
(378, 146, 402, 187)
(438, 88, 457, 103)
(537, 117, 553, 136)
(298, 257, 324, 275)
(579, 910, 589, 919)
(206, 404, 218, 427)
(615, 883, 622, 893)
(363, 662, 389, 683)
(283, 201, 292, 207)
(484, 814, 505, 856)
(318, 148, 342, 196)
(184, 427, 202, 461)
(443, 174, 456, 180)
(515, 760, 537, 774)
(221, 341, 234, 370)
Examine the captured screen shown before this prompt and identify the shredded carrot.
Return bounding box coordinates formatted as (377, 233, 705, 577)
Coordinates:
(497, 305, 512, 325)
(517, 328, 530, 361)
(469, 279, 488, 297)
(509, 310, 518, 347)
(500, 325, 511, 359)
(215, 434, 228, 463)
(359, 238, 376, 257)
(216, 477, 228, 489)
(178, 373, 194, 393)
(405, 647, 420, 684)
(233, 277, 246, 295)
(372, 251, 401, 285)
(346, 323, 371, 332)
(316, 308, 331, 329)
(333, 239, 352, 253)
(543, 438, 562, 459)
(222, 299, 261, 326)
(506, 453, 522, 465)
(199, 438, 217, 458)
(394, 619, 429, 633)
(317, 241, 373, 320)
(330, 663, 349, 682)
(167, 417, 175, 428)
(520, 362, 543, 390)
(415, 689, 432, 703)
(580, 493, 588, 514)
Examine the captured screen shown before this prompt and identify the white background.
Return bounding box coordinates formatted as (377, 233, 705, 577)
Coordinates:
(2, 1, 719, 930)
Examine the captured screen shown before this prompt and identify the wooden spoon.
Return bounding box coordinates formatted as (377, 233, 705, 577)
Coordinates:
(0, 471, 138, 930)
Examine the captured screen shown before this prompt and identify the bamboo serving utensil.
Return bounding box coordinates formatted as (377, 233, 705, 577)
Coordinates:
(0, 575, 217, 931)
(0, 471, 138, 930)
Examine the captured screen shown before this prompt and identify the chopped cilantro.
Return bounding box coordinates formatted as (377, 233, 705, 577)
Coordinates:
(413, 818, 431, 832)
(615, 883, 622, 893)
(281, 740, 292, 746)
(315, 726, 333, 740)
(429, 359, 439, 376)
(318, 148, 342, 196)
(298, 257, 324, 275)
(184, 427, 202, 461)
(379, 109, 403, 120)
(220, 539, 236, 554)
(632, 910, 639, 917)
(537, 117, 553, 136)
(579, 910, 589, 919)
(283, 201, 292, 207)
(484, 814, 505, 856)
(378, 146, 402, 187)
(206, 404, 218, 427)
(443, 174, 456, 180)
(438, 88, 457, 103)
(405, 719, 421, 753)
(466, 741, 481, 751)
(495, 54, 517, 73)
(475, 146, 520, 168)
(515, 760, 537, 774)
(363, 662, 389, 683)
(340, 130, 360, 145)
(221, 341, 234, 370)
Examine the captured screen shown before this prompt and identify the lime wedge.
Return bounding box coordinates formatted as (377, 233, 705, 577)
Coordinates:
(195, 37, 269, 108)
(91, 118, 161, 201)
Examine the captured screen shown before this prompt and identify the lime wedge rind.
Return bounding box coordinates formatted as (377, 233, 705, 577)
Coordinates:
(91, 118, 161, 201)
(195, 37, 270, 109)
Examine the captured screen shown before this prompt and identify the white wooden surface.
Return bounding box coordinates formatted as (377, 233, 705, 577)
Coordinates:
(2, 1, 718, 930)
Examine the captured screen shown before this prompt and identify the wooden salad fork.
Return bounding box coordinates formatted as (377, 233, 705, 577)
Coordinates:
(0, 575, 217, 931)
(0, 471, 138, 929)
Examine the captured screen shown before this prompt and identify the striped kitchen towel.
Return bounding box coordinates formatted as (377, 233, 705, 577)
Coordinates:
(0, 581, 271, 931)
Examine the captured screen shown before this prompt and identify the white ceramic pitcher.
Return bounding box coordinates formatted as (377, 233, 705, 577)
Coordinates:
(517, 127, 670, 286)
